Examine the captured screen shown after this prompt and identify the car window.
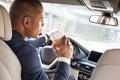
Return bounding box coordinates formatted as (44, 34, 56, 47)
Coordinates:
(42, 3, 120, 52)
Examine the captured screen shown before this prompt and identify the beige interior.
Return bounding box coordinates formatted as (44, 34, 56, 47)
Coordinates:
(0, 5, 21, 80)
(71, 68, 79, 80)
(90, 49, 120, 80)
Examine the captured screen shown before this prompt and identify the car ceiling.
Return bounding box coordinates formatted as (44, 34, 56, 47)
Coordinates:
(1, 0, 120, 13)
(40, 0, 120, 14)
(2, 0, 83, 5)
(40, 0, 83, 5)
(109, 0, 120, 13)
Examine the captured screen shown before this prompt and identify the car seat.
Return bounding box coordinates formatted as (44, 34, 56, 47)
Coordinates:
(90, 49, 120, 80)
(0, 5, 21, 80)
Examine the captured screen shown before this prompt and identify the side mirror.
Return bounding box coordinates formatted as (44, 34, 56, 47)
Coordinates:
(89, 15, 118, 26)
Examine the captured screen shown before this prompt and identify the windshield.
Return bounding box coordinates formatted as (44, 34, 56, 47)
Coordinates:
(1, 1, 120, 53)
(42, 3, 120, 52)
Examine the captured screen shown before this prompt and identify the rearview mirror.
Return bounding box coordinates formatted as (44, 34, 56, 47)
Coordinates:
(89, 15, 118, 26)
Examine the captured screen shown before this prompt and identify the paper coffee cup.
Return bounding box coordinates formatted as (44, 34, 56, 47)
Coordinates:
(50, 30, 64, 47)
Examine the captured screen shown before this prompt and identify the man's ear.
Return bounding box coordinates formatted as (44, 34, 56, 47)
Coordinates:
(23, 16, 31, 29)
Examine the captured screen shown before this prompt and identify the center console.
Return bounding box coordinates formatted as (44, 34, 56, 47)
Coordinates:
(78, 62, 95, 80)
(71, 51, 102, 80)
(71, 61, 95, 80)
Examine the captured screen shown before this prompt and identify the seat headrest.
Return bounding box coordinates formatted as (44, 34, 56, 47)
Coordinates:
(0, 5, 12, 41)
(97, 49, 120, 66)
(90, 49, 120, 80)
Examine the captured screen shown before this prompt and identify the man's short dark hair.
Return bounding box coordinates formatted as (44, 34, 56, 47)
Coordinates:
(9, 0, 42, 26)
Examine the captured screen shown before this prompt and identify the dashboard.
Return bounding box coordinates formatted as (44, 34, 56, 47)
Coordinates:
(70, 38, 103, 80)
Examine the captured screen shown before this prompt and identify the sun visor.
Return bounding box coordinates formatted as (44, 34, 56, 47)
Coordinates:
(82, 0, 113, 12)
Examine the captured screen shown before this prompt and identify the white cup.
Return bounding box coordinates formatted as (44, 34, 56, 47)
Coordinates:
(50, 30, 65, 47)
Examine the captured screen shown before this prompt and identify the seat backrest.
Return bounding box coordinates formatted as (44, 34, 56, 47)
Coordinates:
(0, 5, 21, 80)
(90, 49, 120, 80)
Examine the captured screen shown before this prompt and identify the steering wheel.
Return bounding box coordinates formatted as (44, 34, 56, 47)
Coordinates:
(38, 37, 79, 73)
(39, 45, 58, 73)
(39, 38, 73, 73)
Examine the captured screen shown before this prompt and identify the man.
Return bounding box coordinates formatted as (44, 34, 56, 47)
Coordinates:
(6, 0, 73, 80)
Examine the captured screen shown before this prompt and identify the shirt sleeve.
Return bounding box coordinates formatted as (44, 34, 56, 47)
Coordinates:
(17, 44, 71, 80)
(17, 44, 49, 80)
(58, 57, 71, 65)
(25, 35, 47, 48)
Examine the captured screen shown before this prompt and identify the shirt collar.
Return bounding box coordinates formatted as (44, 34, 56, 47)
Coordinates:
(12, 30, 24, 39)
